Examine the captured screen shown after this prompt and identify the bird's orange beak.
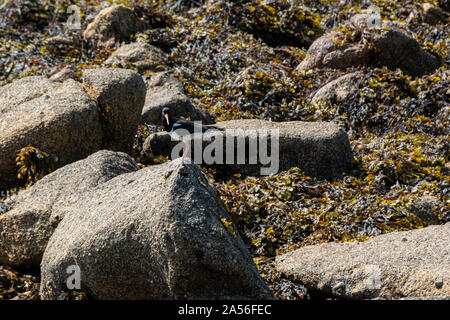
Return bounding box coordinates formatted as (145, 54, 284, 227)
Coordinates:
(165, 113, 170, 126)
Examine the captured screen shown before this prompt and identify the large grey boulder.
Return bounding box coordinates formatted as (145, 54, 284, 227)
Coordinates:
(104, 42, 168, 72)
(0, 150, 139, 269)
(0, 68, 145, 190)
(143, 120, 352, 178)
(83, 5, 148, 49)
(276, 224, 450, 299)
(296, 26, 439, 77)
(141, 72, 211, 125)
(0, 76, 102, 189)
(82, 68, 146, 153)
(40, 158, 272, 300)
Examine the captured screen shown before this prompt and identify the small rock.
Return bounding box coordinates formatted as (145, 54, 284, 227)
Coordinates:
(436, 280, 444, 289)
(311, 72, 362, 106)
(297, 24, 439, 77)
(141, 72, 212, 125)
(0, 0, 21, 26)
(44, 36, 74, 55)
(48, 66, 77, 82)
(422, 3, 445, 24)
(10, 290, 35, 300)
(104, 42, 168, 72)
(439, 0, 450, 12)
(409, 196, 441, 225)
(406, 10, 419, 24)
(83, 5, 149, 49)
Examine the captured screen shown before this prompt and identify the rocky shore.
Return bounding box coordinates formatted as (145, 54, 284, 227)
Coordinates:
(0, 0, 448, 300)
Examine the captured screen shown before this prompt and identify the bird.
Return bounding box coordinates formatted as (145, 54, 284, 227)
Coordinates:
(161, 107, 223, 161)
(162, 107, 222, 134)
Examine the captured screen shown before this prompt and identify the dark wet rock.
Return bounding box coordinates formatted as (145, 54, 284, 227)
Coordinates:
(141, 132, 174, 161)
(439, 0, 450, 12)
(40, 158, 272, 300)
(83, 5, 149, 49)
(0, 265, 40, 300)
(225, 0, 323, 48)
(0, 151, 139, 269)
(296, 26, 439, 77)
(143, 119, 352, 178)
(276, 224, 450, 299)
(409, 195, 442, 225)
(104, 42, 168, 72)
(141, 72, 211, 125)
(435, 280, 444, 289)
(43, 36, 74, 56)
(422, 3, 445, 24)
(408, 3, 447, 25)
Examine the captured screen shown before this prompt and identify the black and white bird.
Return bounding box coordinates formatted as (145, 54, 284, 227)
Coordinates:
(162, 107, 222, 133)
(161, 107, 223, 160)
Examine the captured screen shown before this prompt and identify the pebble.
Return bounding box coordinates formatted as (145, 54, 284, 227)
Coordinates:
(435, 280, 444, 289)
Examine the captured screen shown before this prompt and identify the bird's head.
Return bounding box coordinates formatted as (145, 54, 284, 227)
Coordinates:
(162, 107, 171, 126)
